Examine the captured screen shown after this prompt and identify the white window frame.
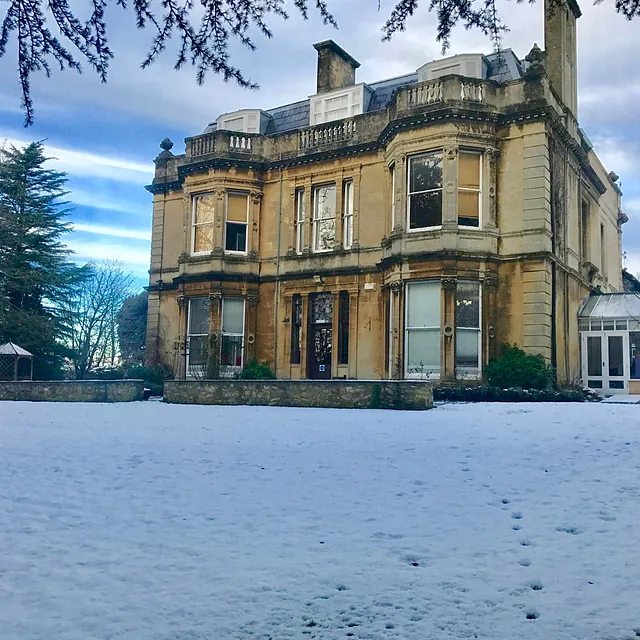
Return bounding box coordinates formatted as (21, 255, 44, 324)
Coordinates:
(216, 109, 263, 133)
(388, 288, 395, 378)
(458, 150, 483, 230)
(191, 193, 216, 256)
(186, 297, 210, 377)
(312, 184, 337, 253)
(407, 152, 444, 232)
(343, 180, 354, 249)
(404, 281, 441, 380)
(309, 85, 365, 125)
(224, 191, 249, 256)
(220, 298, 246, 377)
(390, 164, 396, 230)
(295, 188, 305, 255)
(455, 282, 482, 380)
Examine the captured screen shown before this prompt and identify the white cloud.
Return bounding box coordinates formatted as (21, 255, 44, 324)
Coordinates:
(590, 136, 640, 183)
(67, 239, 150, 266)
(71, 222, 150, 241)
(1, 133, 153, 184)
(68, 187, 150, 217)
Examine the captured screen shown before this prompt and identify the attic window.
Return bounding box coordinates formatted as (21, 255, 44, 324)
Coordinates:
(216, 109, 269, 134)
(309, 84, 368, 125)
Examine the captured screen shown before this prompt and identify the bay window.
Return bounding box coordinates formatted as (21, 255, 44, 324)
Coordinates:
(221, 298, 245, 375)
(225, 192, 248, 253)
(456, 282, 481, 377)
(405, 282, 441, 378)
(187, 297, 210, 376)
(295, 188, 305, 255)
(458, 151, 482, 228)
(390, 164, 396, 230)
(408, 152, 443, 229)
(313, 184, 336, 252)
(192, 194, 216, 254)
(343, 180, 354, 249)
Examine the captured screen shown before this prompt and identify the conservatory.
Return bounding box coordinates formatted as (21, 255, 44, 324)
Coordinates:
(579, 293, 640, 395)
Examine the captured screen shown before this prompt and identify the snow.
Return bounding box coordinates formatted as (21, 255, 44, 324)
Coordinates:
(1, 401, 639, 640)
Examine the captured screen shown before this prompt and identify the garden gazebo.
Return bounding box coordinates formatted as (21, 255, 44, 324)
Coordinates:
(0, 343, 34, 381)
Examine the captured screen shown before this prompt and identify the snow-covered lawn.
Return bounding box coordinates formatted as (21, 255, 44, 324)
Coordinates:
(1, 402, 639, 640)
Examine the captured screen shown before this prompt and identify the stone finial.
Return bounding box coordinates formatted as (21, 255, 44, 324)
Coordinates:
(160, 138, 174, 152)
(609, 171, 619, 183)
(525, 43, 545, 66)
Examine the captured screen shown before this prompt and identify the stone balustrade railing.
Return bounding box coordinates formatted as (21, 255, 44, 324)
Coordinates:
(407, 81, 443, 106)
(229, 135, 253, 152)
(188, 133, 216, 157)
(460, 82, 484, 102)
(299, 119, 357, 150)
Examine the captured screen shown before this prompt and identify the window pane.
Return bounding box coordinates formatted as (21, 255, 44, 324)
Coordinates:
(314, 185, 336, 220)
(407, 330, 440, 374)
(458, 191, 479, 227)
(587, 336, 602, 376)
(227, 193, 248, 222)
(223, 116, 244, 131)
(456, 282, 480, 328)
(578, 320, 589, 331)
(222, 298, 244, 334)
(410, 154, 443, 194)
(338, 291, 349, 365)
(409, 191, 442, 228)
(221, 335, 243, 367)
(608, 335, 624, 377)
(188, 298, 210, 335)
(188, 335, 208, 366)
(456, 328, 480, 370)
(195, 195, 215, 223)
(459, 152, 480, 189)
(314, 218, 336, 251)
(291, 295, 302, 365)
(310, 293, 332, 324)
(616, 320, 627, 330)
(225, 222, 247, 252)
(194, 225, 213, 253)
(630, 332, 640, 379)
(407, 282, 440, 328)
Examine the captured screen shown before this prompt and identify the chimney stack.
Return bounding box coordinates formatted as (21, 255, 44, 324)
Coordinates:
(544, 0, 581, 116)
(313, 40, 361, 94)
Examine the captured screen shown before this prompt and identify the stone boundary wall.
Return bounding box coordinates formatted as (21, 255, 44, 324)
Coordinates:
(0, 380, 145, 403)
(164, 380, 433, 410)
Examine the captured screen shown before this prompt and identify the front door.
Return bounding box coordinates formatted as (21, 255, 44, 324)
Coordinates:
(582, 331, 628, 394)
(308, 293, 333, 379)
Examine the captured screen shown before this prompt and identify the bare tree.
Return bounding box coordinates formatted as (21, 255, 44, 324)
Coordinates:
(2, 0, 638, 126)
(63, 259, 134, 379)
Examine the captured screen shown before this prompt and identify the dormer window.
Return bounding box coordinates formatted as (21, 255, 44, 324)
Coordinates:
(309, 84, 371, 126)
(216, 109, 271, 134)
(417, 53, 488, 82)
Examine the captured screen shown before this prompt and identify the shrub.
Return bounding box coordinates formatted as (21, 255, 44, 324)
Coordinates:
(125, 364, 173, 396)
(88, 366, 125, 380)
(484, 344, 555, 390)
(433, 385, 597, 403)
(235, 359, 276, 380)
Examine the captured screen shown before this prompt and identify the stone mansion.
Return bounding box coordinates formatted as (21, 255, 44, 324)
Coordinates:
(145, 0, 625, 383)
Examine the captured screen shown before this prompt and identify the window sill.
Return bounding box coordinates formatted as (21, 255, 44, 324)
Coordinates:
(407, 225, 442, 233)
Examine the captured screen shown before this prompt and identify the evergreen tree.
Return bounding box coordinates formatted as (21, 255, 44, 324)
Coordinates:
(116, 291, 148, 366)
(0, 141, 88, 378)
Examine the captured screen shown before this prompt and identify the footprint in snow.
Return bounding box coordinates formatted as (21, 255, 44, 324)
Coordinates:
(530, 580, 543, 591)
(512, 524, 522, 531)
(525, 609, 540, 620)
(512, 512, 523, 520)
(557, 526, 581, 535)
(518, 558, 532, 567)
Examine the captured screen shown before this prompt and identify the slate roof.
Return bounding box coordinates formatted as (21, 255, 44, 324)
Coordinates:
(0, 342, 33, 356)
(202, 49, 524, 136)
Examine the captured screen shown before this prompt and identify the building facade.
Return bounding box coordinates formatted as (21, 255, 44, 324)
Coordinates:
(145, 0, 626, 383)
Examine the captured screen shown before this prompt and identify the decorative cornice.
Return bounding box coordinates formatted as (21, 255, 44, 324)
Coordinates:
(441, 277, 457, 291)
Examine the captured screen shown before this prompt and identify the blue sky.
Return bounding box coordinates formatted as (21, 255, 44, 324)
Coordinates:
(1, 0, 639, 286)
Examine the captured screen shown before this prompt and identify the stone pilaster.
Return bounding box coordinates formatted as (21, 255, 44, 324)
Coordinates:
(484, 147, 499, 230)
(442, 146, 458, 230)
(245, 294, 260, 362)
(441, 277, 457, 379)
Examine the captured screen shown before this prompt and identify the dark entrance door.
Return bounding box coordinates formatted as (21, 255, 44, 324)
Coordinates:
(308, 292, 333, 379)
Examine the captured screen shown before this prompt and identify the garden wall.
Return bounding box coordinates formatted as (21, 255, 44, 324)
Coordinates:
(0, 380, 145, 403)
(164, 380, 433, 410)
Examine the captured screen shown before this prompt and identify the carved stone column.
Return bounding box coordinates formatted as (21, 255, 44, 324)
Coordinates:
(213, 188, 226, 252)
(207, 292, 223, 378)
(484, 147, 499, 229)
(441, 277, 457, 380)
(335, 171, 344, 250)
(245, 294, 260, 363)
(483, 276, 498, 365)
(176, 293, 188, 379)
(442, 146, 459, 230)
(351, 166, 362, 249)
(249, 191, 263, 255)
(389, 281, 404, 378)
